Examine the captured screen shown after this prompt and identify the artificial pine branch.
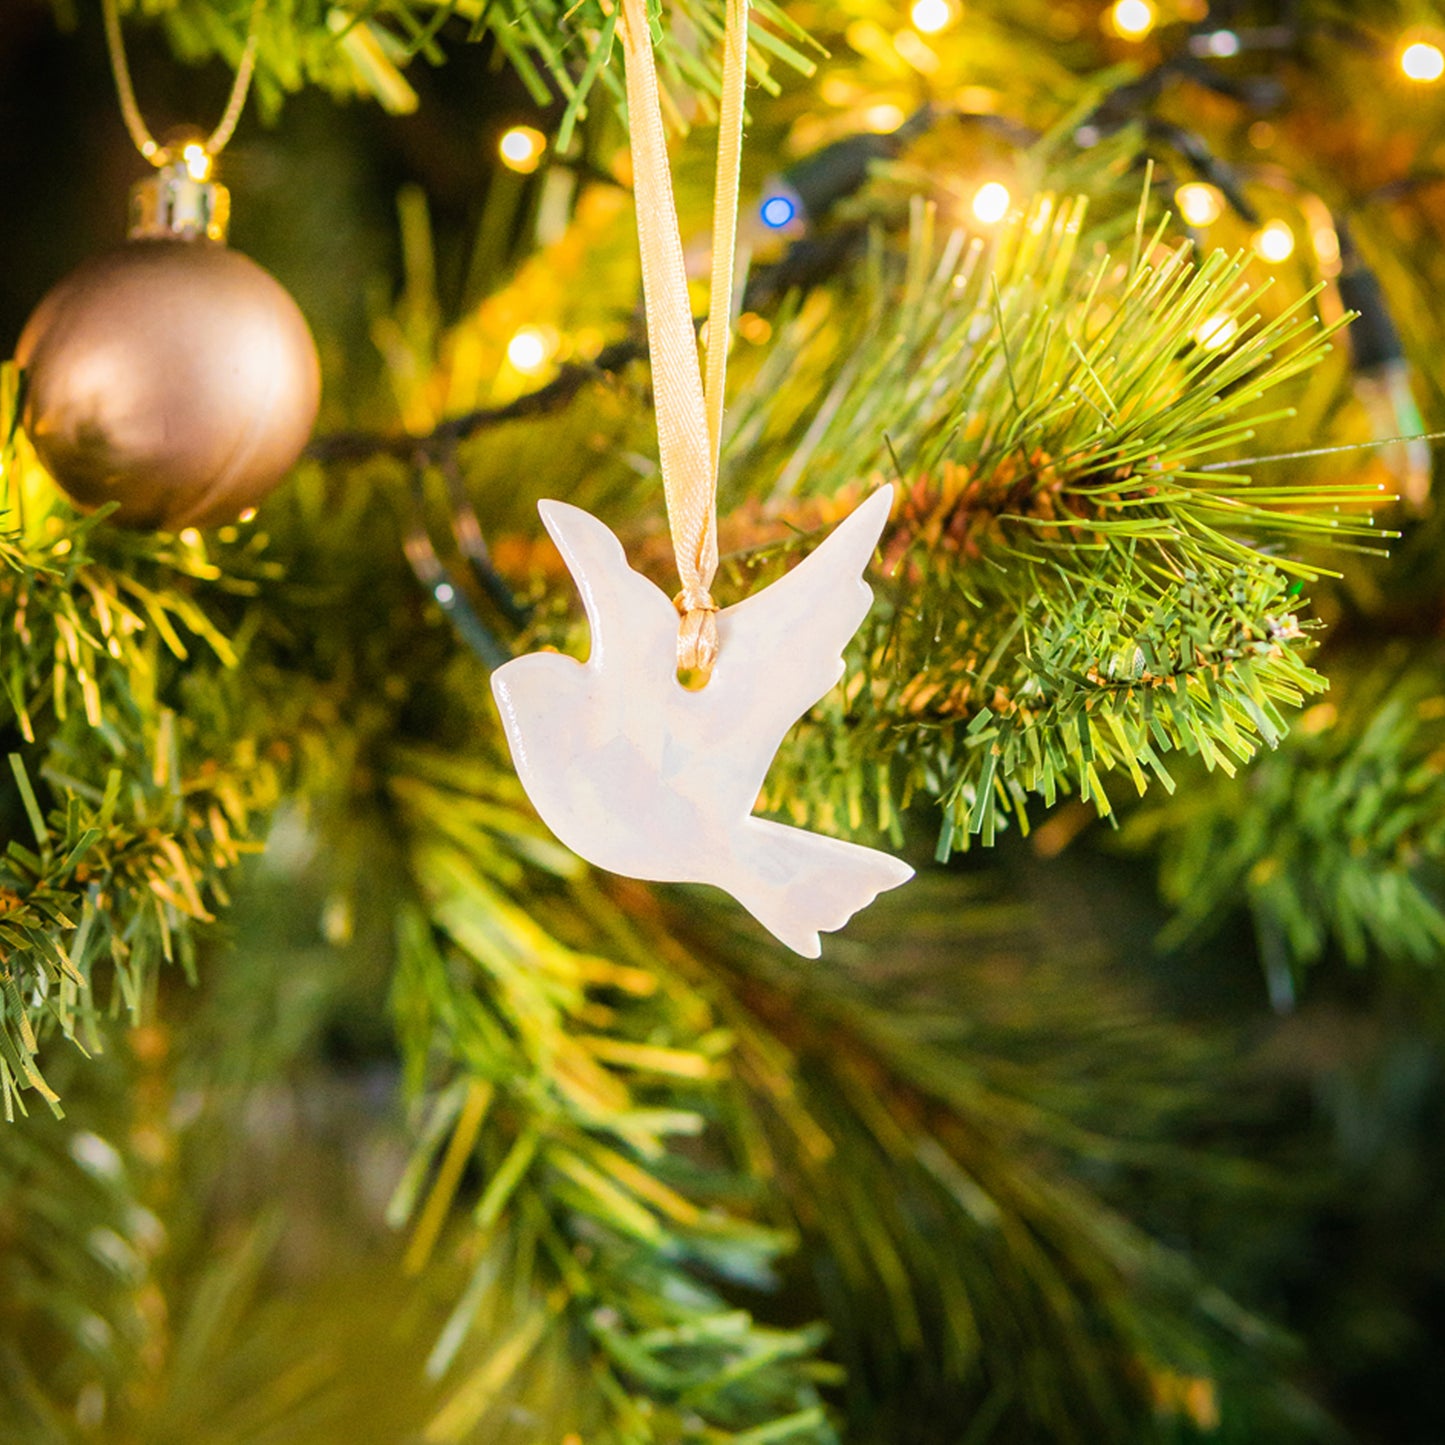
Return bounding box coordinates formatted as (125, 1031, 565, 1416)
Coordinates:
(1, 158, 1386, 1108)
(384, 743, 839, 1443)
(104, 0, 816, 127)
(10, 3, 1445, 1439)
(0, 403, 281, 1117)
(705, 198, 1386, 851)
(1138, 642, 1445, 973)
(658, 868, 1300, 1443)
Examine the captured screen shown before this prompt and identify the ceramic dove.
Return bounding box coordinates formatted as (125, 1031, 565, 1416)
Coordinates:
(491, 484, 913, 957)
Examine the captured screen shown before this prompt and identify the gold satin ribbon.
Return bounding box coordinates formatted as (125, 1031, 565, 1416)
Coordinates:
(619, 0, 750, 684)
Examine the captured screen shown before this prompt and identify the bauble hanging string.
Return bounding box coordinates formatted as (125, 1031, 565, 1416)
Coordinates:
(15, 0, 319, 531)
(103, 0, 261, 168)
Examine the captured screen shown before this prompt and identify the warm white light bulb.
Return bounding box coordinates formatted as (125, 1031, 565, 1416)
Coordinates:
(1110, 0, 1157, 40)
(507, 326, 553, 374)
(1194, 29, 1240, 57)
(182, 142, 212, 182)
(1194, 313, 1237, 351)
(1252, 220, 1296, 264)
(1175, 183, 1224, 228)
(910, 0, 955, 34)
(498, 125, 547, 174)
(971, 181, 1011, 224)
(864, 103, 906, 133)
(1401, 40, 1445, 82)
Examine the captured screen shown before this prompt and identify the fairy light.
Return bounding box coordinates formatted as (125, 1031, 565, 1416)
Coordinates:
(1192, 29, 1240, 57)
(238, 508, 258, 524)
(1174, 183, 1223, 227)
(1194, 313, 1237, 351)
(1252, 219, 1296, 264)
(971, 181, 1011, 224)
(1401, 40, 1445, 82)
(498, 125, 547, 174)
(737, 312, 773, 344)
(910, 0, 956, 34)
(181, 141, 211, 182)
(507, 326, 554, 374)
(864, 102, 906, 132)
(1110, 0, 1157, 40)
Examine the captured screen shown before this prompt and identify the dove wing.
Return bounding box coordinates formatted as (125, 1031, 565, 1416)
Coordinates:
(696, 486, 893, 797)
(538, 500, 678, 676)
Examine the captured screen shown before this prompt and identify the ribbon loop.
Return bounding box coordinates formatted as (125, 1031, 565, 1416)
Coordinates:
(619, 0, 749, 687)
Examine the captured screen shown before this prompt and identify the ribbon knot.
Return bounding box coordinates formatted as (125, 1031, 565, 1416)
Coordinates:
(674, 589, 720, 678)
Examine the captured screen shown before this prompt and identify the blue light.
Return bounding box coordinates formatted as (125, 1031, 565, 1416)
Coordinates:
(760, 194, 797, 229)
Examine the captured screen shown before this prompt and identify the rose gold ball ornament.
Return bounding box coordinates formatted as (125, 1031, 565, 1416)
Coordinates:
(15, 146, 320, 530)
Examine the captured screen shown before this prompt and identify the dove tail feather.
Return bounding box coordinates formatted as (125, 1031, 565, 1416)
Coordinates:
(728, 818, 913, 958)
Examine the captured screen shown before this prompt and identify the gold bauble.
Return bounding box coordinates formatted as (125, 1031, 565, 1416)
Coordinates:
(16, 237, 320, 530)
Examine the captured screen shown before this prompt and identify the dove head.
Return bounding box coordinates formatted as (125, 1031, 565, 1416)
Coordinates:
(534, 499, 679, 679)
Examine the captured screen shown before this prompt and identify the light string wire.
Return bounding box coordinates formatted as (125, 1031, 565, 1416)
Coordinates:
(102, 0, 263, 165)
(618, 0, 750, 683)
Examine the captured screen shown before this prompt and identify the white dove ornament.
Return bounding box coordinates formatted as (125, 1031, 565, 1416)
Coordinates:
(492, 485, 913, 957)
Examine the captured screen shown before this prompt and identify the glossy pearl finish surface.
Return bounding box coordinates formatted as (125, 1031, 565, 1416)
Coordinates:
(492, 485, 912, 956)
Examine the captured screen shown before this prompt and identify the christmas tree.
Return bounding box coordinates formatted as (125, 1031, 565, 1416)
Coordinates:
(3, 0, 1445, 1439)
